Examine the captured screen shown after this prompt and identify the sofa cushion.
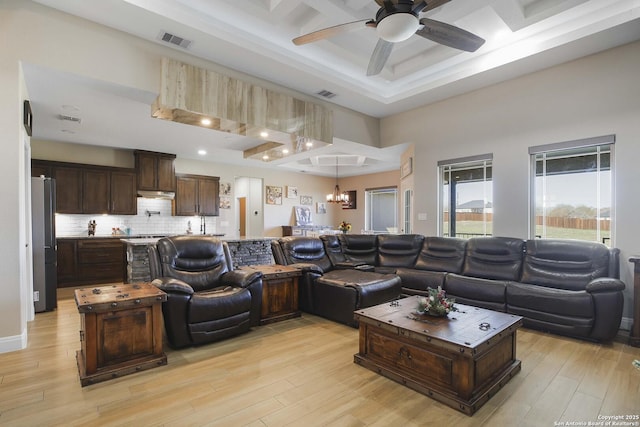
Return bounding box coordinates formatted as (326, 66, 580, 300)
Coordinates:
(522, 239, 611, 291)
(462, 237, 525, 281)
(506, 282, 593, 318)
(189, 286, 252, 323)
(278, 236, 333, 272)
(338, 234, 378, 265)
(396, 267, 447, 295)
(314, 269, 401, 326)
(444, 273, 508, 311)
(377, 234, 424, 268)
(414, 236, 467, 273)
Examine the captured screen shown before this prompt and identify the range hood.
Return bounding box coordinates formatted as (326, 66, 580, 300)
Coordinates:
(137, 190, 175, 200)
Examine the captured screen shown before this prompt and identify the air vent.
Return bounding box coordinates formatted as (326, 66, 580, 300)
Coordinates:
(159, 31, 192, 49)
(316, 89, 336, 99)
(58, 114, 81, 123)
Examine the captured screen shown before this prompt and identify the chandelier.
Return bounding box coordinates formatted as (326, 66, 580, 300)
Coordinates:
(326, 156, 349, 203)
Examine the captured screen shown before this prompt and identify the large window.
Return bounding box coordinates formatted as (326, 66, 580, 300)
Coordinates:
(438, 154, 493, 238)
(530, 135, 614, 246)
(365, 187, 398, 233)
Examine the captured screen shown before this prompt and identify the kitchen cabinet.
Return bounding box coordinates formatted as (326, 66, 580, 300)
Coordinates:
(54, 166, 84, 214)
(56, 239, 78, 286)
(31, 160, 136, 215)
(31, 160, 52, 178)
(57, 238, 126, 287)
(110, 171, 137, 215)
(134, 151, 176, 192)
(83, 169, 110, 214)
(175, 174, 219, 216)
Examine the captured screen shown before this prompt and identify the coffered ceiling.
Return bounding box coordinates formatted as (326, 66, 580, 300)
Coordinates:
(25, 0, 640, 176)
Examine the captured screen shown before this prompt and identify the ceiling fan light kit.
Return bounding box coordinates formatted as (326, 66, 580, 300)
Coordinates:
(376, 12, 419, 42)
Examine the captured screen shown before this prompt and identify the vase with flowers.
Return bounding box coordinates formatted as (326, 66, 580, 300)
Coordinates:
(416, 286, 458, 317)
(338, 221, 352, 234)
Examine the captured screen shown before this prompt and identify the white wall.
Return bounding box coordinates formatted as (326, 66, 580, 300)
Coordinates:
(381, 40, 640, 324)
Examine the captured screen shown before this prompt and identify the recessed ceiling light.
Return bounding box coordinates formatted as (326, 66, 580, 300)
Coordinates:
(262, 154, 269, 160)
(198, 150, 207, 155)
(260, 131, 269, 138)
(306, 141, 313, 148)
(282, 148, 289, 154)
(201, 118, 212, 126)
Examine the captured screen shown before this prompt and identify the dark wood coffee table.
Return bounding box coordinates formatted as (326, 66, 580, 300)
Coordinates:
(353, 296, 523, 415)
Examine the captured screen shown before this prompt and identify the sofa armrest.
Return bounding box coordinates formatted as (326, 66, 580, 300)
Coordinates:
(586, 277, 625, 341)
(334, 261, 367, 269)
(586, 277, 625, 293)
(288, 262, 325, 275)
(222, 269, 263, 288)
(151, 277, 194, 295)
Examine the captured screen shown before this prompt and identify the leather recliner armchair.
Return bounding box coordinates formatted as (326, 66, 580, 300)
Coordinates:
(148, 235, 263, 348)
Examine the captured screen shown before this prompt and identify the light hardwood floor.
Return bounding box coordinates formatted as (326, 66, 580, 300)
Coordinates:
(0, 286, 638, 426)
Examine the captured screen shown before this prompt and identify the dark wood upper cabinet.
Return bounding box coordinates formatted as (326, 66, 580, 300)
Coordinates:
(31, 160, 52, 178)
(33, 160, 137, 215)
(54, 166, 83, 214)
(110, 171, 137, 215)
(175, 174, 219, 216)
(83, 169, 110, 214)
(135, 151, 176, 192)
(175, 176, 198, 216)
(198, 177, 219, 216)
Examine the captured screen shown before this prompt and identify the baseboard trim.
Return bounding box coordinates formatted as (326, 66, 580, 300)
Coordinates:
(0, 328, 27, 354)
(620, 316, 633, 332)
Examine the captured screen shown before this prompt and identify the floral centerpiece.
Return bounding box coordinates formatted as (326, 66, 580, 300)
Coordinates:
(417, 286, 458, 317)
(338, 221, 352, 233)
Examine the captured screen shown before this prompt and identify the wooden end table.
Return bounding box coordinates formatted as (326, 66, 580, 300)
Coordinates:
(74, 282, 167, 386)
(354, 296, 523, 415)
(242, 265, 302, 325)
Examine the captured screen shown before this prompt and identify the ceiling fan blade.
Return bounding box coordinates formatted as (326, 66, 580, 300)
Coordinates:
(293, 19, 372, 45)
(367, 39, 394, 76)
(417, 18, 485, 52)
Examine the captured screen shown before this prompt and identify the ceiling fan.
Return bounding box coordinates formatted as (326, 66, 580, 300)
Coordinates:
(292, 0, 485, 76)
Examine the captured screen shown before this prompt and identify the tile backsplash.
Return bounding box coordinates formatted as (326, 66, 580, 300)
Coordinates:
(56, 198, 218, 237)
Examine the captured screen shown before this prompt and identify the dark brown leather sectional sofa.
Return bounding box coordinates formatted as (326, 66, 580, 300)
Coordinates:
(271, 234, 625, 342)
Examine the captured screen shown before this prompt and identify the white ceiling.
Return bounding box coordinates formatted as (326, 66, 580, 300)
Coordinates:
(25, 0, 640, 177)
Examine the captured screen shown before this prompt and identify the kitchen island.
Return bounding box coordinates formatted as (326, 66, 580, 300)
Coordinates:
(120, 235, 275, 283)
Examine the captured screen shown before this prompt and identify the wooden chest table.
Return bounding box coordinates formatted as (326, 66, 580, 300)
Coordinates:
(74, 282, 167, 386)
(241, 265, 301, 325)
(354, 296, 523, 415)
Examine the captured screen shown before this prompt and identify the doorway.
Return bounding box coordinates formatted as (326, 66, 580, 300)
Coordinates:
(238, 197, 247, 237)
(234, 177, 264, 238)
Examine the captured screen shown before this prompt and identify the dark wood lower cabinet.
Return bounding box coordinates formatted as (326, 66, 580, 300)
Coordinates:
(57, 238, 126, 287)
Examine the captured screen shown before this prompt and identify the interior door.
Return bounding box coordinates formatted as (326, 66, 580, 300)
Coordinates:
(238, 197, 246, 237)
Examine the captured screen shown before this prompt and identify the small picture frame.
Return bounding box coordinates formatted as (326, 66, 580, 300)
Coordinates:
(286, 186, 298, 199)
(219, 196, 231, 209)
(300, 195, 313, 205)
(266, 185, 282, 205)
(220, 182, 232, 196)
(316, 202, 327, 214)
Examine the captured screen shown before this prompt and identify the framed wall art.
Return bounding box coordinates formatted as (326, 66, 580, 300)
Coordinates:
(220, 182, 232, 196)
(316, 202, 327, 214)
(300, 195, 313, 205)
(265, 185, 282, 205)
(286, 186, 298, 199)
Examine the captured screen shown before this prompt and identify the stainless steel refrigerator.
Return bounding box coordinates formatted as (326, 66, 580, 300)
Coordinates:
(31, 176, 57, 312)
